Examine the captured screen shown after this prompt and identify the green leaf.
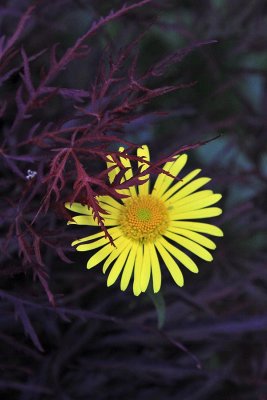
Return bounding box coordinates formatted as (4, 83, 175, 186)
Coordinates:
(148, 284, 166, 329)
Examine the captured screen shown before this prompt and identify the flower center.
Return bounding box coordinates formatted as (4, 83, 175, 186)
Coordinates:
(118, 195, 169, 242)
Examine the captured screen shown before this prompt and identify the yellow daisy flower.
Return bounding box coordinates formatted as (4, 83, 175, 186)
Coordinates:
(65, 145, 223, 296)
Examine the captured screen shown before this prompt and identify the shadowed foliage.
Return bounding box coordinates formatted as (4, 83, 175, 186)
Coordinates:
(1, 1, 267, 399)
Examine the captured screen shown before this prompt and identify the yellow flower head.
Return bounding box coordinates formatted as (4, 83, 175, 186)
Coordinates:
(65, 145, 223, 296)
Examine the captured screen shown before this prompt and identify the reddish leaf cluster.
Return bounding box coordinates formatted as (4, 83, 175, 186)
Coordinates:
(0, 1, 211, 303)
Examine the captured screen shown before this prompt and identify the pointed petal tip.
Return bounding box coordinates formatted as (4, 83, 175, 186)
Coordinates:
(87, 255, 101, 269)
(212, 226, 224, 236)
(181, 153, 188, 162)
(75, 245, 86, 252)
(216, 226, 224, 237)
(137, 144, 150, 160)
(133, 286, 142, 296)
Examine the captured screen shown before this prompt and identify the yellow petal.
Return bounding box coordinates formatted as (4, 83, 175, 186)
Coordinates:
(68, 215, 117, 227)
(153, 154, 188, 198)
(149, 242, 161, 293)
(74, 230, 104, 243)
(168, 177, 211, 204)
(108, 148, 135, 200)
(170, 221, 224, 236)
(167, 227, 216, 250)
(85, 232, 127, 269)
(167, 189, 213, 208)
(65, 202, 92, 215)
(164, 231, 213, 261)
(67, 215, 94, 226)
(133, 243, 143, 296)
(103, 236, 131, 273)
(158, 236, 198, 273)
(97, 202, 121, 217)
(98, 195, 122, 210)
(152, 158, 173, 197)
(106, 154, 121, 184)
(119, 148, 137, 197)
(137, 145, 150, 196)
(107, 244, 132, 287)
(120, 242, 138, 291)
(76, 229, 122, 251)
(72, 226, 120, 246)
(172, 194, 222, 213)
(155, 240, 184, 286)
(66, 199, 121, 226)
(170, 207, 222, 220)
(87, 243, 114, 269)
(141, 243, 151, 293)
(160, 169, 202, 201)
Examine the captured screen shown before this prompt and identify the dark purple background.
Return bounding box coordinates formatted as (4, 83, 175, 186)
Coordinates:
(1, 1, 267, 399)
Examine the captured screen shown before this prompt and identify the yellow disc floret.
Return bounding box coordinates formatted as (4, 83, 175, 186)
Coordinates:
(118, 195, 169, 242)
